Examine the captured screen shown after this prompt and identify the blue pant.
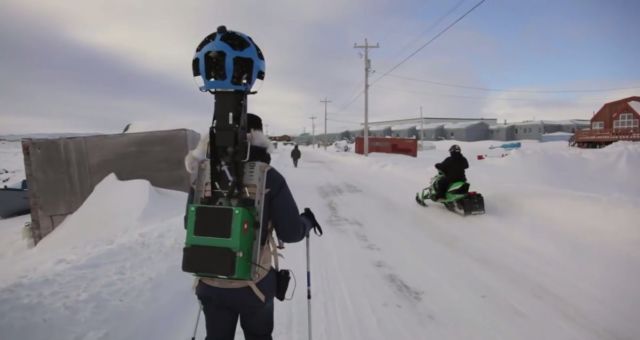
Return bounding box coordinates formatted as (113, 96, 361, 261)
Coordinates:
(196, 271, 276, 340)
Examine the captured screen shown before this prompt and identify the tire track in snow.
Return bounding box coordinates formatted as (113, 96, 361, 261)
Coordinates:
(317, 182, 424, 305)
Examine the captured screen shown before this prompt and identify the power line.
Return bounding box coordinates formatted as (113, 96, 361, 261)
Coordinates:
(374, 84, 613, 103)
(390, 0, 468, 61)
(373, 85, 537, 101)
(376, 0, 436, 48)
(387, 74, 640, 94)
(336, 87, 364, 114)
(334, 77, 365, 111)
(371, 0, 487, 86)
(337, 1, 465, 113)
(327, 117, 361, 125)
(334, 0, 485, 114)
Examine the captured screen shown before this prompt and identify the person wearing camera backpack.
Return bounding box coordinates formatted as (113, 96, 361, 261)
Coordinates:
(185, 113, 323, 340)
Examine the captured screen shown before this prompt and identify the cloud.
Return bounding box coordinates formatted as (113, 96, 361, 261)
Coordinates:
(1, 0, 639, 135)
(0, 0, 368, 135)
(483, 89, 640, 123)
(0, 4, 217, 134)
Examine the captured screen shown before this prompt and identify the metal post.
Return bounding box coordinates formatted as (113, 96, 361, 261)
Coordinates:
(321, 98, 331, 150)
(309, 116, 317, 148)
(191, 303, 202, 340)
(420, 106, 424, 141)
(354, 39, 379, 156)
(306, 236, 312, 340)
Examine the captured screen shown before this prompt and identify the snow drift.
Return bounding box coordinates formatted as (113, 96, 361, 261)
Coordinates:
(0, 140, 638, 340)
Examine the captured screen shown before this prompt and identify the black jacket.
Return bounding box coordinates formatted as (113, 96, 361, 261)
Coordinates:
(290, 148, 301, 160)
(435, 153, 469, 182)
(249, 146, 310, 243)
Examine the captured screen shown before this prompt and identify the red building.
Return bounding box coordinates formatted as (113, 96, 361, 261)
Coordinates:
(572, 96, 640, 148)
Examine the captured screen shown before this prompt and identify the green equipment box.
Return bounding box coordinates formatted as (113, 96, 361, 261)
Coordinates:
(182, 204, 256, 280)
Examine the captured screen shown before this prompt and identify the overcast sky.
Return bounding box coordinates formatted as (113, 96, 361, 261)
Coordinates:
(1, 0, 639, 136)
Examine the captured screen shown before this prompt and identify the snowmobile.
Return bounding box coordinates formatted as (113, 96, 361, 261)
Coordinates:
(415, 172, 485, 215)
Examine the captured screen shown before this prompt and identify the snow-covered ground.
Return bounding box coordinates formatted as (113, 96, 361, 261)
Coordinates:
(1, 140, 639, 339)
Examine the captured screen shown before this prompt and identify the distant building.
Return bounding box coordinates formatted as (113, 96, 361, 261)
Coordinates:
(489, 124, 515, 141)
(294, 133, 312, 145)
(423, 123, 446, 140)
(310, 115, 592, 143)
(269, 135, 292, 142)
(573, 96, 640, 148)
(443, 121, 490, 141)
(485, 120, 589, 141)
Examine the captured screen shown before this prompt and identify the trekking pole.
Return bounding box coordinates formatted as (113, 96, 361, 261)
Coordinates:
(306, 235, 312, 340)
(191, 303, 202, 340)
(303, 208, 323, 340)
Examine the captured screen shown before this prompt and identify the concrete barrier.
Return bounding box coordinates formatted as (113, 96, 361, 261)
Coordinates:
(355, 137, 418, 157)
(22, 129, 200, 244)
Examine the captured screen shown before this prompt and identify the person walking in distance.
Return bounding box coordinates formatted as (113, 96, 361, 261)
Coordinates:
(290, 145, 301, 168)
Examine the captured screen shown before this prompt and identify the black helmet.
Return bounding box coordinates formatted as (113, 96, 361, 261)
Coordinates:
(247, 113, 263, 131)
(449, 144, 461, 154)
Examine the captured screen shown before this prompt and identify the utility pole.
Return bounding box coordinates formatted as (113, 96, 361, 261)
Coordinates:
(420, 106, 424, 141)
(309, 116, 317, 148)
(354, 38, 379, 156)
(320, 97, 331, 150)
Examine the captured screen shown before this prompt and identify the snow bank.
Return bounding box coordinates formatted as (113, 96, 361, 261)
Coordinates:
(35, 174, 182, 252)
(485, 141, 640, 197)
(0, 140, 638, 340)
(0, 174, 195, 340)
(541, 131, 573, 142)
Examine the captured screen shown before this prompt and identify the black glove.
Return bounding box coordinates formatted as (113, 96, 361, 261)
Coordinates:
(301, 208, 323, 236)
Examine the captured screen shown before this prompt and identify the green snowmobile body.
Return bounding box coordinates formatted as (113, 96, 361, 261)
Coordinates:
(439, 179, 468, 203)
(415, 172, 485, 215)
(417, 172, 467, 203)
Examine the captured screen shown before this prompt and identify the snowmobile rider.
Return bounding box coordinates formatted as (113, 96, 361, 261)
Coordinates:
(184, 113, 323, 340)
(434, 144, 469, 200)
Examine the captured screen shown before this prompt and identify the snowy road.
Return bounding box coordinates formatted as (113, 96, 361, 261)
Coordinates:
(1, 141, 638, 340)
(271, 144, 639, 340)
